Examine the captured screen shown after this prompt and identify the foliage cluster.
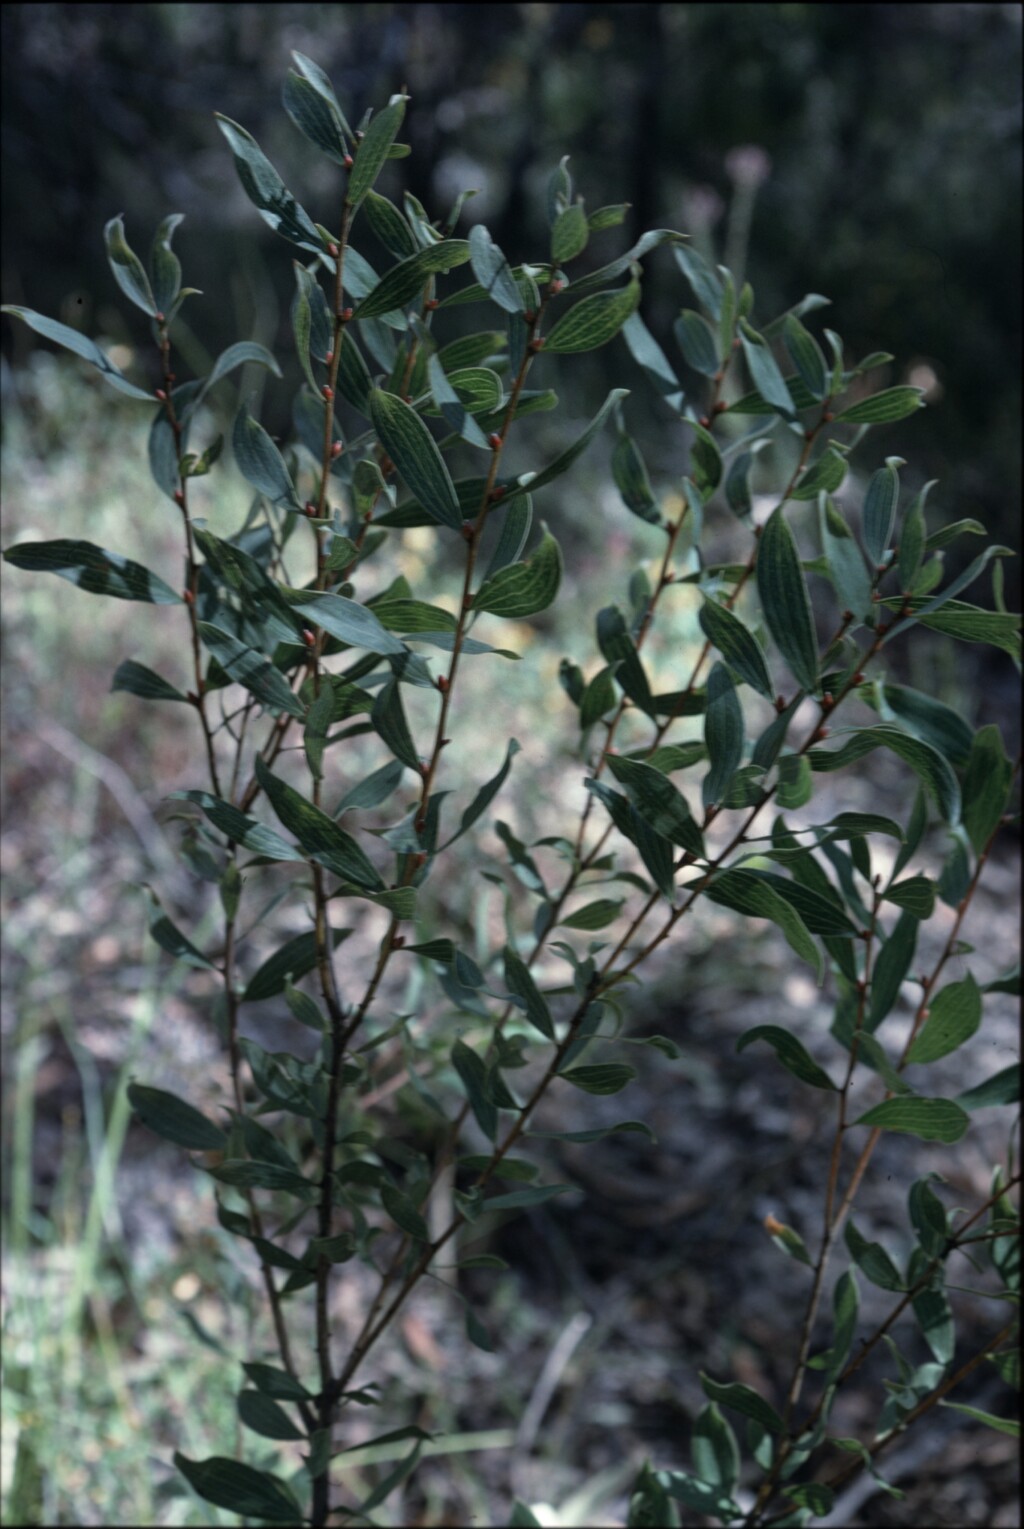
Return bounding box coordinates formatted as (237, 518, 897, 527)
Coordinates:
(3, 50, 1020, 1529)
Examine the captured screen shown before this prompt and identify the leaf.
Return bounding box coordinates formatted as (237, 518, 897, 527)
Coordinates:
(442, 738, 521, 848)
(869, 908, 919, 1030)
(484, 1183, 573, 1211)
(381, 1184, 429, 1241)
(962, 725, 1014, 854)
(128, 1083, 226, 1150)
(244, 928, 351, 1003)
(596, 605, 654, 715)
(673, 244, 725, 316)
(282, 68, 348, 164)
(451, 1039, 497, 1140)
(545, 276, 641, 353)
(232, 405, 299, 510)
(238, 1390, 305, 1441)
(757, 508, 819, 692)
(834, 386, 925, 424)
(291, 51, 353, 141)
(551, 202, 589, 264)
(3, 539, 182, 603)
(740, 325, 794, 414)
(474, 525, 562, 618)
(698, 599, 774, 699)
(699, 1375, 784, 1434)
(886, 599, 1021, 660)
(426, 352, 490, 448)
(355, 240, 472, 318)
(0, 305, 155, 400)
(676, 309, 720, 376)
(170, 790, 305, 862)
(112, 660, 189, 703)
(704, 869, 823, 982)
(559, 1064, 637, 1095)
(148, 212, 184, 314)
(844, 1221, 904, 1290)
(504, 947, 555, 1039)
(622, 311, 685, 412)
(783, 314, 827, 400)
(907, 974, 982, 1064)
(690, 1403, 740, 1497)
(853, 1097, 969, 1143)
(103, 214, 157, 315)
(883, 875, 936, 919)
(790, 446, 848, 501)
(368, 388, 462, 530)
(809, 725, 960, 825)
(464, 223, 523, 315)
(820, 495, 874, 621)
(862, 458, 902, 565)
(348, 95, 406, 206)
(372, 679, 420, 769)
(860, 682, 973, 768)
(703, 662, 745, 809)
(208, 1159, 311, 1193)
(955, 1064, 1020, 1112)
(560, 899, 624, 931)
(255, 757, 384, 889)
(174, 1454, 303, 1523)
(214, 114, 322, 253)
(941, 1403, 1020, 1438)
(183, 340, 282, 424)
(529, 1120, 655, 1145)
(612, 428, 661, 524)
(287, 592, 406, 655)
(567, 228, 681, 297)
(146, 891, 217, 970)
(197, 624, 305, 718)
(605, 754, 704, 857)
(736, 1026, 837, 1090)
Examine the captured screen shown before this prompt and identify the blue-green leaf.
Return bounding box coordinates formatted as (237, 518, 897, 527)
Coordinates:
(757, 508, 819, 691)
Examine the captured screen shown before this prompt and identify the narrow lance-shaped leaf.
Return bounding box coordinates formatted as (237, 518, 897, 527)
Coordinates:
(442, 739, 521, 848)
(503, 947, 555, 1039)
(3, 540, 182, 603)
(290, 50, 353, 141)
(703, 662, 745, 808)
(468, 224, 524, 315)
(907, 973, 982, 1064)
(286, 590, 406, 655)
(198, 623, 306, 718)
(605, 754, 705, 857)
(0, 305, 156, 400)
(348, 95, 406, 206)
(104, 214, 157, 315)
(426, 352, 490, 448)
(214, 113, 323, 253)
(819, 494, 874, 622)
(368, 388, 462, 530)
(517, 388, 629, 495)
(112, 660, 189, 704)
(704, 869, 823, 982)
(255, 757, 384, 889)
(736, 1026, 837, 1089)
(740, 323, 795, 414)
(834, 386, 925, 425)
(783, 313, 828, 400)
(354, 240, 472, 319)
(232, 405, 300, 510)
(962, 724, 1013, 853)
(862, 457, 902, 565)
(676, 308, 720, 376)
(757, 507, 819, 692)
(128, 1083, 227, 1150)
(282, 68, 348, 164)
(612, 426, 661, 524)
(182, 341, 283, 425)
(808, 725, 960, 824)
(174, 1455, 303, 1524)
(622, 311, 685, 412)
(371, 679, 420, 770)
(698, 599, 774, 699)
(854, 1097, 969, 1143)
(149, 212, 184, 314)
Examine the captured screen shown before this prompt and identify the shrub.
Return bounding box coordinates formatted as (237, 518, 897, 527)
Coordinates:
(4, 52, 1019, 1528)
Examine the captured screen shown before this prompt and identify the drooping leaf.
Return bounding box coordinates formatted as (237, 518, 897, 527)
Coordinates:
(237, 1389, 305, 1442)
(955, 1064, 1020, 1112)
(112, 660, 189, 703)
(255, 757, 384, 889)
(232, 405, 300, 510)
(962, 725, 1014, 854)
(174, 1454, 304, 1523)
(757, 508, 819, 691)
(699, 1375, 784, 1434)
(442, 739, 521, 849)
(704, 869, 823, 981)
(198, 624, 306, 718)
(0, 305, 155, 399)
(214, 113, 323, 253)
(244, 928, 351, 1003)
(703, 662, 745, 808)
(371, 679, 420, 769)
(519, 388, 629, 494)
(368, 388, 462, 530)
(808, 725, 960, 824)
(503, 946, 555, 1039)
(128, 1083, 226, 1150)
(844, 1221, 904, 1291)
(474, 526, 562, 618)
(605, 754, 704, 857)
(3, 540, 182, 603)
(736, 1026, 837, 1090)
(558, 1064, 637, 1095)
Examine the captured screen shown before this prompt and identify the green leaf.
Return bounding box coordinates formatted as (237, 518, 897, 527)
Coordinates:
(860, 682, 973, 769)
(381, 1184, 429, 1241)
(255, 757, 384, 889)
(699, 1375, 784, 1433)
(955, 1064, 1020, 1112)
(183, 341, 282, 425)
(940, 1403, 1020, 1438)
(551, 203, 589, 264)
(371, 679, 420, 769)
(363, 190, 417, 259)
(441, 738, 521, 850)
(809, 726, 960, 825)
(530, 1120, 655, 1145)
(425, 353, 490, 448)
(703, 662, 745, 809)
(304, 684, 334, 782)
(368, 388, 461, 530)
(622, 311, 685, 412)
(148, 212, 184, 315)
(736, 1026, 837, 1090)
(520, 387, 629, 495)
(3, 539, 182, 603)
(545, 276, 641, 353)
(174, 1454, 304, 1523)
(834, 386, 925, 424)
(757, 508, 819, 692)
(691, 1403, 740, 1497)
(103, 214, 157, 315)
(962, 725, 1013, 854)
(612, 428, 661, 524)
(282, 68, 348, 164)
(560, 899, 624, 931)
(605, 754, 704, 857)
(853, 1097, 969, 1143)
(676, 309, 720, 376)
(862, 458, 902, 565)
(287, 590, 406, 656)
(869, 908, 919, 1030)
(740, 325, 794, 414)
(197, 624, 305, 719)
(907, 974, 982, 1064)
(704, 869, 823, 982)
(674, 243, 724, 317)
(238, 1390, 305, 1441)
(885, 599, 1021, 660)
(451, 1039, 497, 1140)
(243, 1362, 311, 1400)
(214, 113, 323, 253)
(244, 928, 351, 1003)
(698, 599, 774, 699)
(559, 1064, 637, 1096)
(790, 447, 848, 500)
(898, 482, 933, 588)
(128, 1083, 226, 1150)
(912, 1279, 955, 1365)
(883, 875, 936, 919)
(504, 947, 555, 1039)
(783, 315, 828, 400)
(208, 1159, 311, 1193)
(232, 405, 299, 510)
(146, 891, 217, 970)
(566, 228, 681, 298)
(474, 525, 562, 618)
(0, 305, 154, 400)
(170, 790, 304, 862)
(844, 1221, 904, 1290)
(291, 51, 353, 139)
(484, 1183, 573, 1211)
(355, 240, 472, 319)
(348, 95, 406, 206)
(112, 660, 189, 703)
(777, 752, 812, 809)
(818, 495, 874, 621)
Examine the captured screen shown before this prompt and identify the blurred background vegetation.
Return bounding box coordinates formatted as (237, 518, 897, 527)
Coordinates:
(1, 5, 1020, 1525)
